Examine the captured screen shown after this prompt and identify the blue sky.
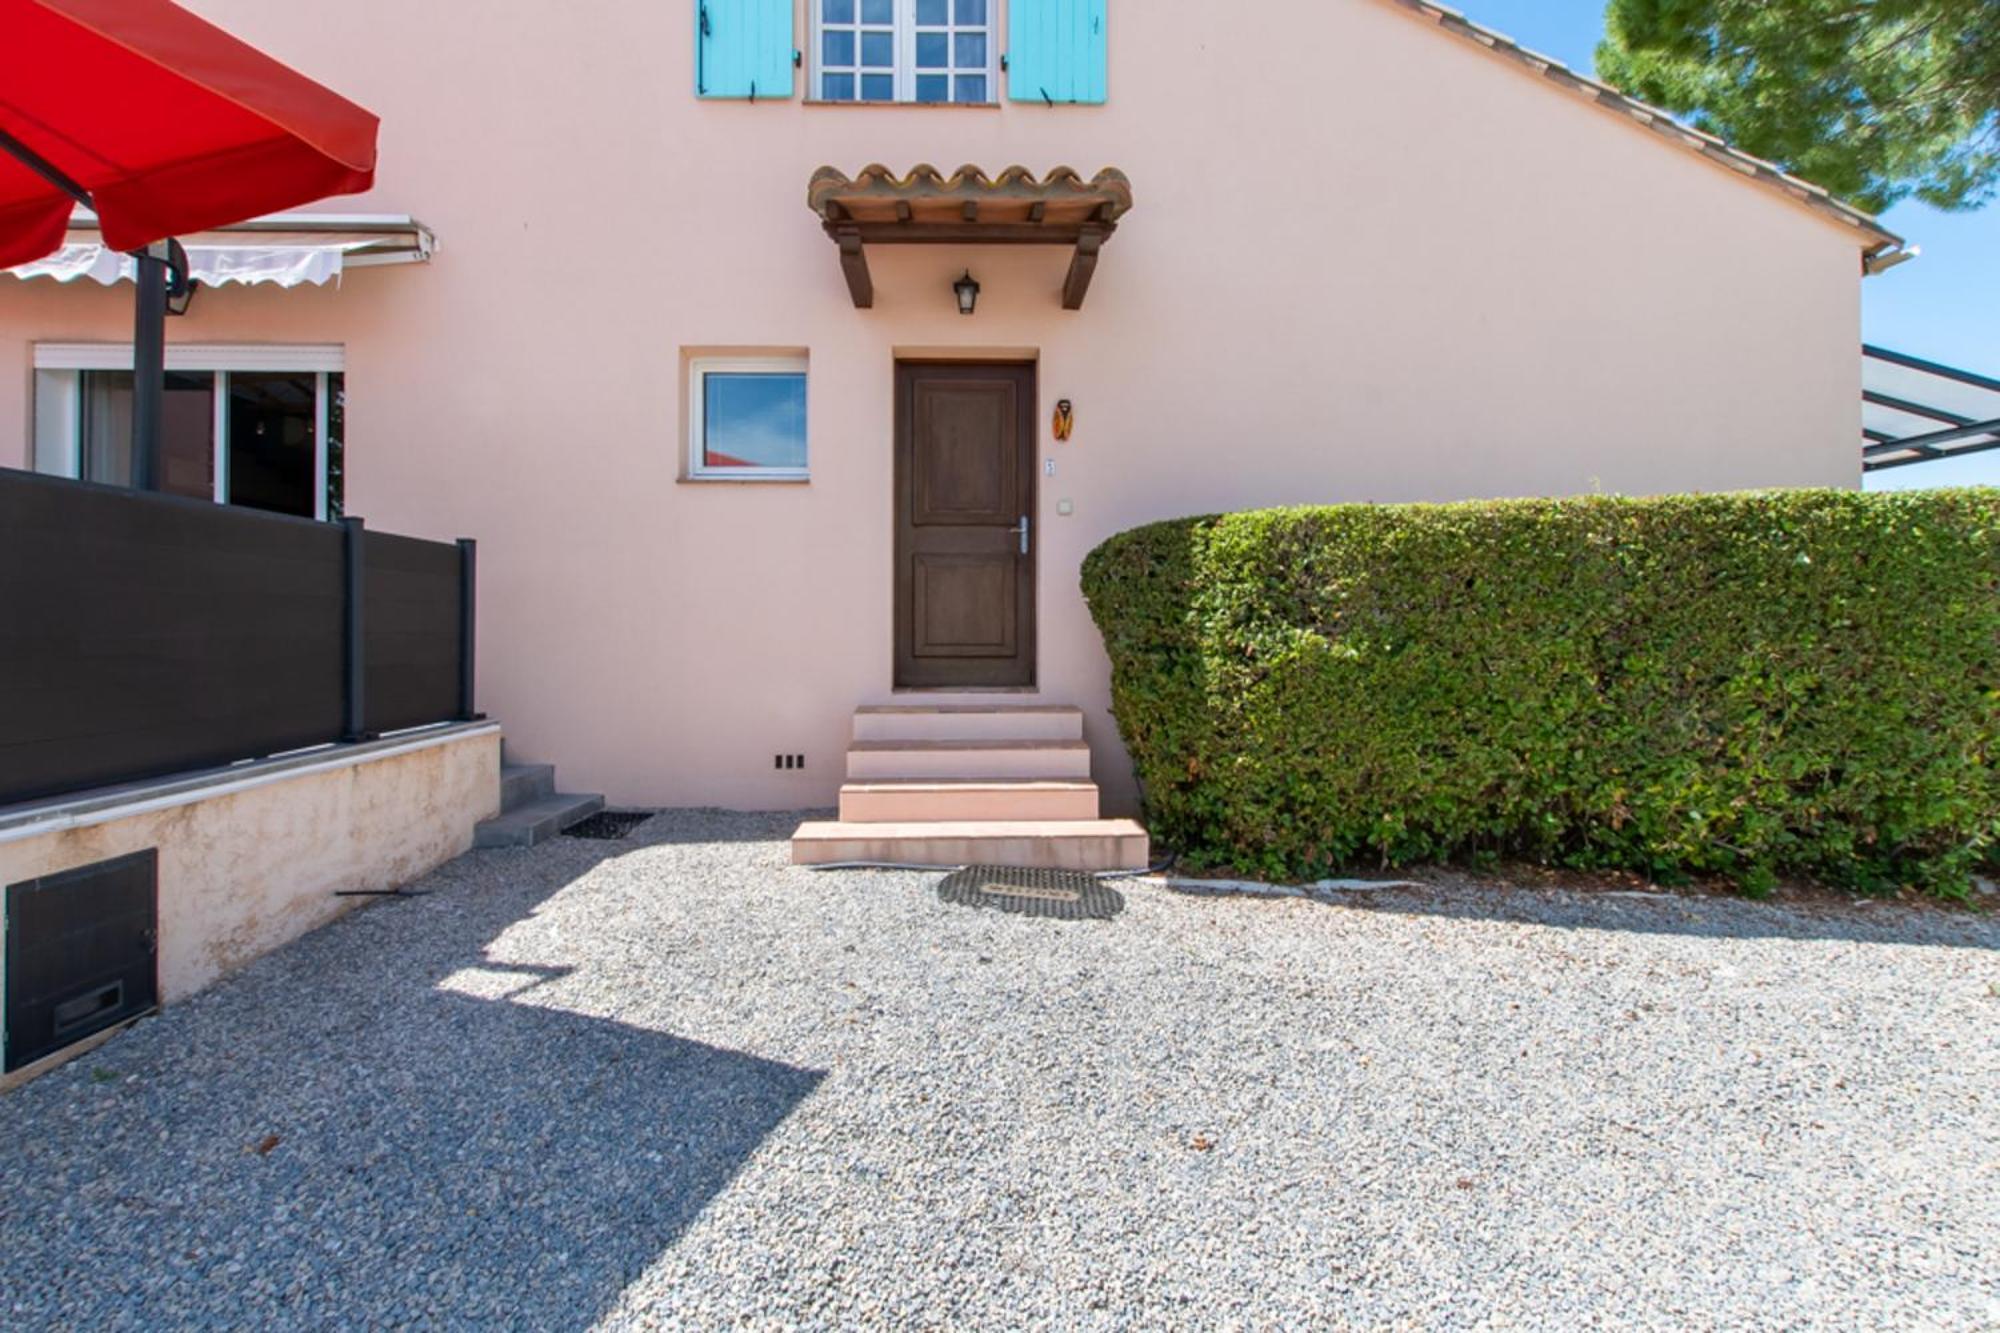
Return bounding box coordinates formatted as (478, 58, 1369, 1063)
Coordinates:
(1458, 1, 2000, 379)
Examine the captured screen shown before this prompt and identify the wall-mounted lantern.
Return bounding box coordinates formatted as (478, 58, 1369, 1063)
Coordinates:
(162, 237, 197, 316)
(953, 270, 980, 316)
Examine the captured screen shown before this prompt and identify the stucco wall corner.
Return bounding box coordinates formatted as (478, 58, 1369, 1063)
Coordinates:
(0, 727, 502, 1085)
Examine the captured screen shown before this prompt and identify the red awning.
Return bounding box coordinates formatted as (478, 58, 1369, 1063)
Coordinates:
(0, 0, 378, 269)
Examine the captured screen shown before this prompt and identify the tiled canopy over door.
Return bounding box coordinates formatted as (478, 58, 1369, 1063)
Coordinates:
(1008, 0, 1108, 104)
(696, 0, 797, 99)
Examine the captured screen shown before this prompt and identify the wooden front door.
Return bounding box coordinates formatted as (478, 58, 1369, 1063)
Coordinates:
(895, 362, 1036, 688)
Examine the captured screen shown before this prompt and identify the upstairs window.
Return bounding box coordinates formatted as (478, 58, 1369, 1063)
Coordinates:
(814, 0, 993, 104)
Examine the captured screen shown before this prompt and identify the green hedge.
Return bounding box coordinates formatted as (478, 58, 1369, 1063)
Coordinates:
(1081, 490, 2000, 896)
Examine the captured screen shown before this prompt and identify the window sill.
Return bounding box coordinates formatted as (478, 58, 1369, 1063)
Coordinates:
(802, 99, 1001, 109)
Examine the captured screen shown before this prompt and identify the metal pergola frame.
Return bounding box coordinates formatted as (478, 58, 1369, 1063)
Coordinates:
(1861, 346, 2000, 473)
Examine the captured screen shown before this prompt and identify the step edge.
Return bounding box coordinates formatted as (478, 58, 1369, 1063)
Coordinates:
(794, 818, 1146, 837)
(855, 705, 1084, 715)
(477, 793, 604, 831)
(839, 779, 1099, 791)
(489, 791, 603, 816)
(848, 740, 1091, 753)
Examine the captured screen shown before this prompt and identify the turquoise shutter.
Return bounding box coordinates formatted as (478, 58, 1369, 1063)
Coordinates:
(1008, 0, 1108, 105)
(695, 0, 795, 100)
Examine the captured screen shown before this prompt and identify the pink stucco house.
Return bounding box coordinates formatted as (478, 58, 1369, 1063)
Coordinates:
(1, 0, 1903, 870)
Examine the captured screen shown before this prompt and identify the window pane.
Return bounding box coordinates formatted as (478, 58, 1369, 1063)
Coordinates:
(703, 372, 806, 472)
(916, 0, 947, 22)
(954, 0, 985, 22)
(32, 368, 80, 478)
(954, 74, 987, 103)
(860, 0, 892, 22)
(326, 373, 344, 520)
(915, 74, 949, 102)
(861, 72, 894, 101)
(822, 72, 854, 100)
(159, 371, 216, 500)
(916, 32, 948, 68)
(227, 372, 317, 517)
(822, 0, 854, 21)
(76, 370, 213, 499)
(822, 29, 854, 65)
(954, 32, 986, 68)
(860, 30, 893, 66)
(78, 371, 133, 488)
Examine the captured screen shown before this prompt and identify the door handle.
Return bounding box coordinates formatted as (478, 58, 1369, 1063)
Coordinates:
(1014, 515, 1030, 557)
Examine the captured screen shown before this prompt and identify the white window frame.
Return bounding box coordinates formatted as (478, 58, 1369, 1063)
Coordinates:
(687, 355, 810, 482)
(32, 343, 344, 520)
(810, 0, 998, 105)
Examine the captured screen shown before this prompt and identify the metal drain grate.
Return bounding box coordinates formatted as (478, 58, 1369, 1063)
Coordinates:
(563, 811, 653, 841)
(938, 865, 1125, 921)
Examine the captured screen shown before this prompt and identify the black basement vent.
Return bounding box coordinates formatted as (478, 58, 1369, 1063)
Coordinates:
(5, 849, 158, 1073)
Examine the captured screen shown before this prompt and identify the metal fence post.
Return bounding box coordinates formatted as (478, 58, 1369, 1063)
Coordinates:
(456, 537, 482, 722)
(131, 250, 166, 492)
(341, 515, 369, 743)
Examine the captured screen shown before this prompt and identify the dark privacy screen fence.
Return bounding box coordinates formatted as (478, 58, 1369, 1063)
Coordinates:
(0, 468, 475, 807)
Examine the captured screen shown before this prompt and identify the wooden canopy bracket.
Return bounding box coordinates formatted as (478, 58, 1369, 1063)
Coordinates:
(834, 223, 873, 309)
(1062, 222, 1109, 311)
(809, 167, 1133, 311)
(819, 219, 1119, 311)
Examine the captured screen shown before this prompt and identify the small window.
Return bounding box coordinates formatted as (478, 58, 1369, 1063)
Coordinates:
(814, 0, 994, 104)
(688, 357, 809, 481)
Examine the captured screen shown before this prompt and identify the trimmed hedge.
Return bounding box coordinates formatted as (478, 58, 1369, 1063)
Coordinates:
(1081, 490, 2000, 896)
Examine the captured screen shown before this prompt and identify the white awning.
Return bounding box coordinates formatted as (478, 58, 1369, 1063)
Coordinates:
(5, 211, 435, 289)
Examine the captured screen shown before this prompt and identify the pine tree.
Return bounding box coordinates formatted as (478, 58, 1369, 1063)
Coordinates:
(1598, 0, 2000, 212)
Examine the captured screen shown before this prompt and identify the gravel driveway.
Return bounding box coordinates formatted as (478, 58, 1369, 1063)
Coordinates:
(2, 810, 1995, 1329)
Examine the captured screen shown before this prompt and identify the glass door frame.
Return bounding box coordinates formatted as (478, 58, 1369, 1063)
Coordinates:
(32, 343, 343, 520)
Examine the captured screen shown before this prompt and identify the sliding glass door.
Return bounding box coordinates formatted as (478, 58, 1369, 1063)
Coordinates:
(33, 348, 344, 520)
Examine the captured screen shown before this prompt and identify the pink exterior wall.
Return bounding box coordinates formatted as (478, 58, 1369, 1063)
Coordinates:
(0, 0, 1866, 811)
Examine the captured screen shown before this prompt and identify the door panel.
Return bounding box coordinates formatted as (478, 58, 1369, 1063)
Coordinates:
(912, 382, 1017, 524)
(896, 363, 1035, 687)
(914, 554, 1017, 658)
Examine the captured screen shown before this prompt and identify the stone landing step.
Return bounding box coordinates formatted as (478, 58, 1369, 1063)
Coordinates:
(474, 792, 605, 848)
(839, 779, 1100, 823)
(847, 739, 1092, 781)
(854, 705, 1083, 743)
(500, 762, 555, 809)
(791, 819, 1149, 872)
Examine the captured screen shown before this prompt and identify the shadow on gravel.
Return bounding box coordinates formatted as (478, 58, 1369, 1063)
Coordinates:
(1219, 883, 2000, 952)
(0, 837, 825, 1329)
(614, 808, 824, 847)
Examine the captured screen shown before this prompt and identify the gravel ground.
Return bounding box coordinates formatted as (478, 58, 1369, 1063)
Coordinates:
(1, 809, 1996, 1330)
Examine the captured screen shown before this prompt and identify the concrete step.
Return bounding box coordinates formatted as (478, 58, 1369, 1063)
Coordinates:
(853, 705, 1084, 744)
(839, 779, 1101, 823)
(500, 762, 556, 811)
(474, 792, 605, 849)
(790, 819, 1150, 872)
(847, 739, 1092, 781)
